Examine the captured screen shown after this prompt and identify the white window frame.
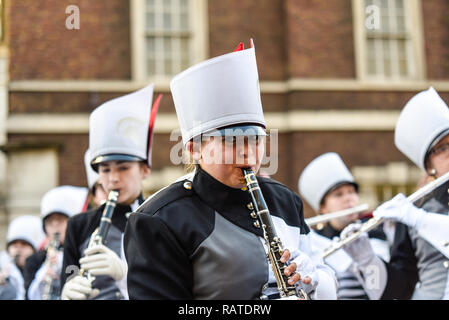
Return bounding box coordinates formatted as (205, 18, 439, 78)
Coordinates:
(130, 0, 209, 85)
(352, 0, 426, 81)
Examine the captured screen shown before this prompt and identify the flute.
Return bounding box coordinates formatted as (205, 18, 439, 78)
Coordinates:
(322, 170, 449, 258)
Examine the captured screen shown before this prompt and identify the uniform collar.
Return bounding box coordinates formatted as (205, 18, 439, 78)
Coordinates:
(107, 194, 144, 232)
(192, 166, 264, 237)
(316, 222, 341, 239)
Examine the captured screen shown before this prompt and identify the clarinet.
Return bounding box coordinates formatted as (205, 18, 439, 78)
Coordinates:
(242, 169, 309, 300)
(79, 190, 119, 283)
(42, 232, 61, 300)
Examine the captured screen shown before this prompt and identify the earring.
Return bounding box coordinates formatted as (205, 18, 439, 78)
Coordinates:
(429, 168, 437, 177)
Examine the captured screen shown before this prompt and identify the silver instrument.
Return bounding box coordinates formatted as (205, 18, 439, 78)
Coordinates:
(80, 190, 119, 283)
(42, 232, 61, 300)
(322, 170, 449, 258)
(305, 203, 369, 227)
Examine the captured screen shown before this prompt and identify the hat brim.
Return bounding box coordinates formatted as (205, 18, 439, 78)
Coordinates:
(320, 181, 359, 204)
(202, 125, 268, 137)
(91, 154, 145, 172)
(427, 128, 449, 154)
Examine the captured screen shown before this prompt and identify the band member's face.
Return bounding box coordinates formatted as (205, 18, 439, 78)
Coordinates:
(427, 134, 449, 178)
(320, 184, 359, 230)
(98, 161, 150, 205)
(7, 240, 34, 269)
(191, 135, 265, 189)
(44, 213, 68, 244)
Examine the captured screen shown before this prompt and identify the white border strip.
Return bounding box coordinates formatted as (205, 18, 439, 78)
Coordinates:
(6, 110, 401, 134)
(9, 79, 449, 93)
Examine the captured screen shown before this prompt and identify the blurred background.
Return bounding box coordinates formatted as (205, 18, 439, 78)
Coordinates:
(0, 0, 448, 247)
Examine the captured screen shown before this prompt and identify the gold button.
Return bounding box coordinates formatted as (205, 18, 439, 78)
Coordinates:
(183, 181, 192, 190)
(247, 203, 254, 210)
(250, 211, 257, 219)
(253, 221, 260, 228)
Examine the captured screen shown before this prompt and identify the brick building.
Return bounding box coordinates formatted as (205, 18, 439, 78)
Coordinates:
(1, 0, 449, 246)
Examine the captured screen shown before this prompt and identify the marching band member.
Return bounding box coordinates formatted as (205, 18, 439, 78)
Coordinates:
(1, 215, 44, 299)
(84, 149, 108, 208)
(60, 85, 160, 300)
(24, 186, 88, 300)
(298, 152, 390, 299)
(124, 40, 337, 300)
(342, 87, 449, 299)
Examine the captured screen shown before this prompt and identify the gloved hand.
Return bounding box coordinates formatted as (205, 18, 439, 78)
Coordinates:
(291, 252, 319, 295)
(79, 244, 127, 281)
(61, 275, 99, 300)
(373, 193, 425, 229)
(340, 222, 375, 267)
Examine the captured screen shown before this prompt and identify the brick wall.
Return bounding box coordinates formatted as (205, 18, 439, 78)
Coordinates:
(422, 0, 449, 79)
(9, 0, 131, 80)
(285, 0, 356, 78)
(208, 0, 287, 80)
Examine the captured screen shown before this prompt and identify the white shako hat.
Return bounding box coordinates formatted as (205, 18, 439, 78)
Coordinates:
(298, 152, 358, 212)
(84, 149, 99, 191)
(89, 84, 162, 171)
(6, 215, 45, 251)
(41, 185, 89, 223)
(395, 86, 449, 170)
(170, 39, 267, 145)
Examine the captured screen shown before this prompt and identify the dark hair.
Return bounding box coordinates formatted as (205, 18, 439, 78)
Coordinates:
(319, 181, 359, 206)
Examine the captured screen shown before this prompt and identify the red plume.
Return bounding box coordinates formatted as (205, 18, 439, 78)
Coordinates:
(234, 42, 244, 52)
(147, 93, 162, 166)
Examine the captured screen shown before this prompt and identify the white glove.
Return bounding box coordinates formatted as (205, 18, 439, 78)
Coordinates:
(61, 275, 99, 300)
(339, 223, 388, 300)
(373, 193, 425, 229)
(79, 244, 127, 281)
(340, 222, 375, 267)
(292, 252, 318, 294)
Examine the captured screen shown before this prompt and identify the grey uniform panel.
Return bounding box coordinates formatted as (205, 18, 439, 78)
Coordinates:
(0, 281, 18, 300)
(79, 224, 124, 300)
(410, 198, 449, 299)
(191, 211, 268, 300)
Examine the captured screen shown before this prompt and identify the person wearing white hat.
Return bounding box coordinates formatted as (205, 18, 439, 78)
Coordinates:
(298, 152, 390, 300)
(60, 85, 161, 300)
(84, 149, 107, 208)
(23, 185, 88, 300)
(124, 40, 337, 300)
(341, 87, 449, 299)
(0, 215, 44, 300)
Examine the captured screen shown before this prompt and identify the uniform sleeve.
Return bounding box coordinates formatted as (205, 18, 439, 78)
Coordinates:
(60, 217, 81, 287)
(294, 193, 310, 234)
(124, 212, 193, 300)
(293, 193, 338, 299)
(381, 222, 419, 300)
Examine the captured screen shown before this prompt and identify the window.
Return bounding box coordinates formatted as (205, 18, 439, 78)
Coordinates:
(353, 0, 425, 81)
(1, 149, 58, 248)
(351, 162, 422, 208)
(131, 0, 208, 82)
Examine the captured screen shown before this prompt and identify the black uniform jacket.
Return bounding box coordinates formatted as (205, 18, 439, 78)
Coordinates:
(60, 196, 143, 297)
(124, 166, 310, 300)
(23, 250, 47, 298)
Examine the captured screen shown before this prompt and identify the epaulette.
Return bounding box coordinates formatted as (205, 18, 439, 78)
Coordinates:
(131, 179, 194, 217)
